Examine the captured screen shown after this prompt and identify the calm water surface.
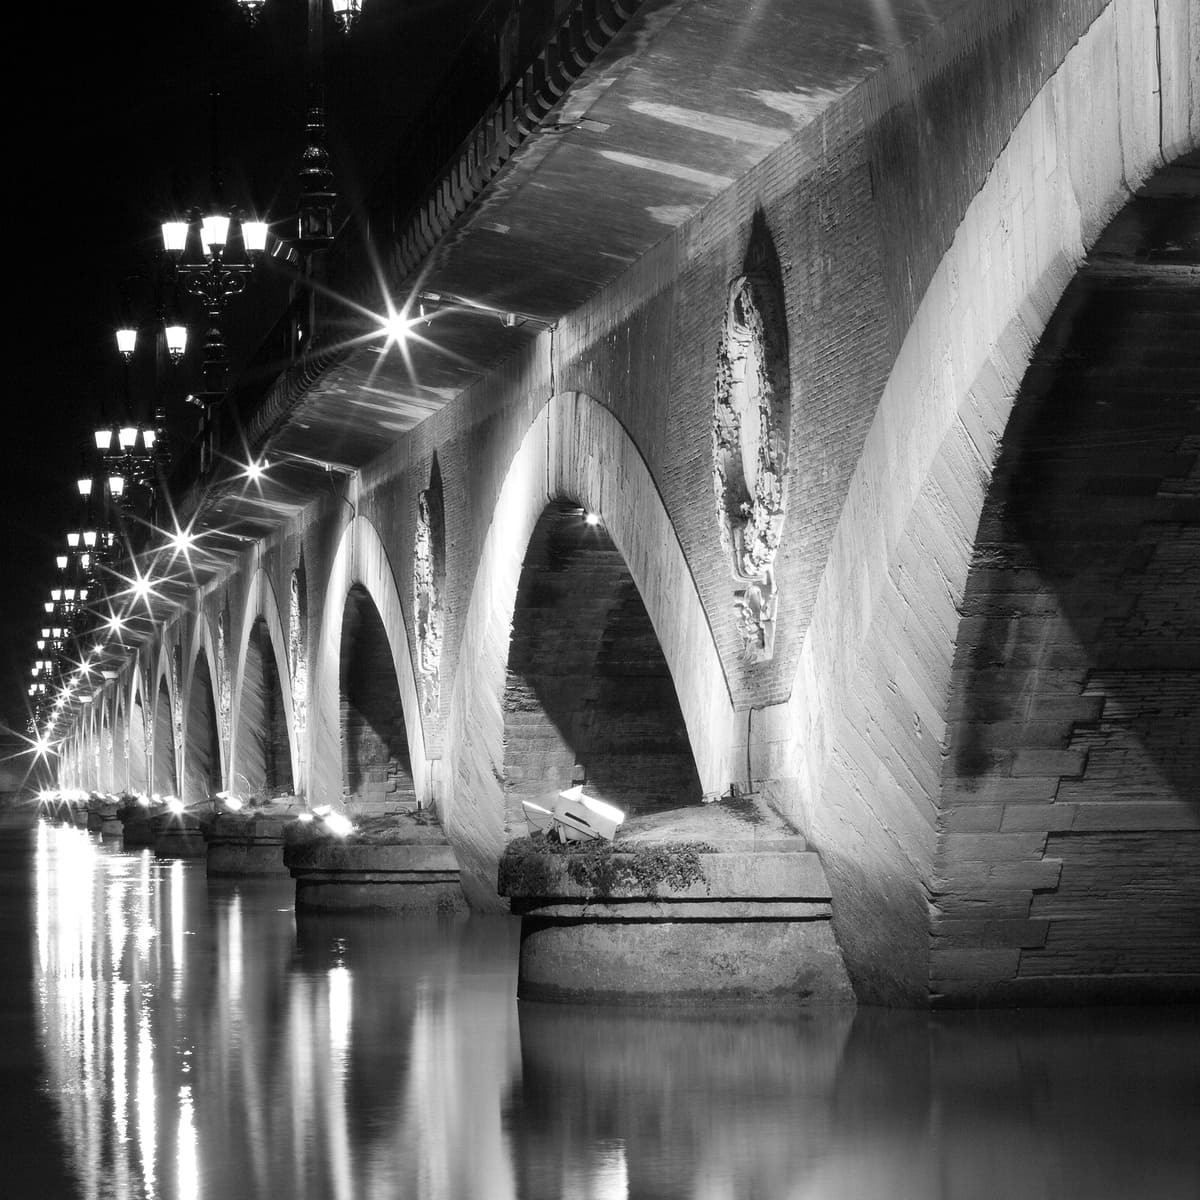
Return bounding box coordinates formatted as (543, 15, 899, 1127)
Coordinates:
(2, 815, 1198, 1200)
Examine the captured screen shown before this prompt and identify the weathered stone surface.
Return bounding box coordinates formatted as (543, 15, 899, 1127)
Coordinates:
(517, 918, 854, 1006)
(285, 826, 468, 914)
(500, 833, 852, 1005)
(500, 844, 834, 905)
(206, 810, 298, 877)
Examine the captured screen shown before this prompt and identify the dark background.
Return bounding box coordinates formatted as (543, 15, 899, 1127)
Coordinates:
(2, 0, 495, 765)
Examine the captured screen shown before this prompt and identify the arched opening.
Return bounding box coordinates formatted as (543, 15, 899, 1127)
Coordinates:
(183, 654, 222, 806)
(233, 617, 295, 799)
(414, 454, 446, 719)
(112, 695, 127, 794)
(503, 502, 703, 820)
(153, 680, 177, 796)
(933, 152, 1200, 1002)
(340, 584, 416, 817)
(99, 705, 113, 793)
(129, 687, 148, 794)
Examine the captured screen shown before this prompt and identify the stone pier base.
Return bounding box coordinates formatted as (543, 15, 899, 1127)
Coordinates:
(87, 801, 123, 838)
(500, 841, 855, 1006)
(285, 827, 468, 914)
(150, 812, 209, 859)
(206, 811, 293, 877)
(120, 811, 157, 849)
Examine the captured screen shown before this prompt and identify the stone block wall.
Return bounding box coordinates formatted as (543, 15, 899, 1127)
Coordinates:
(933, 263, 1200, 1004)
(502, 502, 703, 819)
(339, 584, 417, 818)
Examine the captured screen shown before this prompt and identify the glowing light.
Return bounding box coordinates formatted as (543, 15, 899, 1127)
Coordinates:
(242, 458, 268, 483)
(377, 296, 419, 349)
(552, 786, 625, 841)
(167, 526, 198, 558)
(322, 812, 355, 838)
(328, 965, 353, 1065)
(584, 511, 601, 527)
(166, 797, 184, 815)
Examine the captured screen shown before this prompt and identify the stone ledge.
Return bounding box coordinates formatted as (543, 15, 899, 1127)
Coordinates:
(283, 829, 468, 914)
(519, 900, 834, 921)
(286, 840, 461, 874)
(499, 837, 853, 1006)
(499, 840, 833, 904)
(517, 919, 855, 1006)
(206, 812, 297, 876)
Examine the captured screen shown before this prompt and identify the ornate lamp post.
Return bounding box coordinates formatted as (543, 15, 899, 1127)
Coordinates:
(237, 0, 362, 35)
(159, 208, 271, 471)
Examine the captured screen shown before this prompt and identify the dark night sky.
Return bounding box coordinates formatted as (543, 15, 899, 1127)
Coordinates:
(3, 0, 490, 752)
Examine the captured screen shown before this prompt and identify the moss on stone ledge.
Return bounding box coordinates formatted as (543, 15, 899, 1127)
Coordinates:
(500, 835, 717, 898)
(284, 810, 443, 847)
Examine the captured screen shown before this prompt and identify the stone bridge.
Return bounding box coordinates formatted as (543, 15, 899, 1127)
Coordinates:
(54, 0, 1198, 1005)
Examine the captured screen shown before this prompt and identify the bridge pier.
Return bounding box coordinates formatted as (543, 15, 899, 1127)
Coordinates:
(501, 840, 853, 1006)
(149, 809, 209, 858)
(205, 808, 294, 877)
(499, 798, 855, 1006)
(284, 818, 468, 914)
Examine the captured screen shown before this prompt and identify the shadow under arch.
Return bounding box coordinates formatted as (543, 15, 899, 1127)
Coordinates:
(502, 500, 705, 819)
(151, 641, 180, 797)
(444, 391, 737, 907)
(98, 696, 113, 794)
(110, 686, 127, 794)
(931, 151, 1200, 1004)
(126, 667, 150, 795)
(229, 570, 299, 801)
(311, 514, 428, 813)
(182, 616, 226, 806)
(781, 23, 1196, 1004)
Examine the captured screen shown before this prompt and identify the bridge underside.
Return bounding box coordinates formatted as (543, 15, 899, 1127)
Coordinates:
(56, 0, 1198, 1007)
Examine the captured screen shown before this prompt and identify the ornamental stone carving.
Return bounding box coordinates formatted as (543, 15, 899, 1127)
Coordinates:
(414, 461, 446, 717)
(711, 256, 791, 662)
(217, 610, 231, 745)
(172, 643, 183, 746)
(289, 569, 308, 744)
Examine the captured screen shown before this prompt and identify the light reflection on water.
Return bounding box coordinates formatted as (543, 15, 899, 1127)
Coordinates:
(25, 820, 1200, 1200)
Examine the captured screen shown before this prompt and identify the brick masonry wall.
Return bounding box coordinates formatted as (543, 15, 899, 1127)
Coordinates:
(152, 681, 177, 797)
(933, 270, 1200, 1004)
(339, 584, 417, 818)
(183, 654, 222, 807)
(128, 694, 148, 794)
(502, 503, 703, 818)
(232, 617, 295, 798)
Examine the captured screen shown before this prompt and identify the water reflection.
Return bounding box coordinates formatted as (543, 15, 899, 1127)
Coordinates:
(33, 822, 522, 1200)
(27, 821, 1200, 1200)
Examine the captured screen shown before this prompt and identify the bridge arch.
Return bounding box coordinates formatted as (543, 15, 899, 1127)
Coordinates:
(445, 391, 737, 904)
(96, 694, 112, 794)
(182, 616, 226, 806)
(110, 685, 127, 794)
(311, 513, 429, 815)
(126, 667, 150, 795)
(151, 638, 180, 797)
(782, 11, 1197, 1003)
(229, 569, 298, 801)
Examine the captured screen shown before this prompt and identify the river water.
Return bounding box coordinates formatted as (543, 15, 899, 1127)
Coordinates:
(1, 813, 1197, 1200)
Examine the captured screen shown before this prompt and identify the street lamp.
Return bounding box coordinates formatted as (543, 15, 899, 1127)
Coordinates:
(237, 0, 362, 34)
